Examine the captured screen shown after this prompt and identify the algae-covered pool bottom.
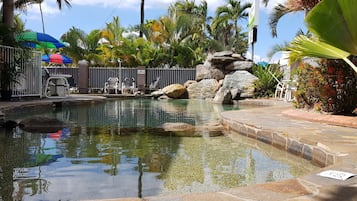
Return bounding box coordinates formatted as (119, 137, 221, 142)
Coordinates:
(0, 99, 319, 200)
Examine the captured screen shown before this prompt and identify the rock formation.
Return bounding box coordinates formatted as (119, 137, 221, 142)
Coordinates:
(152, 51, 258, 104)
(187, 51, 257, 104)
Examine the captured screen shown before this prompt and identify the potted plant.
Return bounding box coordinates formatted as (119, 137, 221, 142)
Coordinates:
(0, 60, 22, 101)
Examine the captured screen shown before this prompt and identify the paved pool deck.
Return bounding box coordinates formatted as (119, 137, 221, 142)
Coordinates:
(1, 95, 357, 201)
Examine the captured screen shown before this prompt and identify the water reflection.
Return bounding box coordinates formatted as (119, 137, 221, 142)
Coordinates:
(0, 99, 318, 200)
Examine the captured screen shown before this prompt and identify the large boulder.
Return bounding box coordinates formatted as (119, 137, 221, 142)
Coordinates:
(212, 87, 233, 104)
(162, 122, 224, 137)
(184, 80, 197, 88)
(224, 60, 254, 71)
(213, 51, 233, 57)
(151, 90, 165, 98)
(196, 64, 225, 81)
(231, 53, 247, 61)
(210, 56, 238, 67)
(19, 116, 66, 133)
(162, 84, 187, 98)
(223, 71, 258, 99)
(196, 122, 224, 137)
(186, 79, 220, 99)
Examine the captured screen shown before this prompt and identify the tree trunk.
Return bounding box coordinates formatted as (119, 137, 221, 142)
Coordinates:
(139, 0, 144, 38)
(39, 3, 46, 33)
(2, 0, 14, 28)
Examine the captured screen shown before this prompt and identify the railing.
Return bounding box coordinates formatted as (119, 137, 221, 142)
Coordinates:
(0, 45, 42, 98)
(1, 44, 196, 99)
(45, 67, 196, 91)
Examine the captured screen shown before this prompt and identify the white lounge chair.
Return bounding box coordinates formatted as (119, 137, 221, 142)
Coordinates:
(122, 77, 138, 94)
(274, 81, 286, 99)
(284, 79, 298, 101)
(149, 76, 160, 91)
(104, 77, 120, 94)
(274, 79, 298, 101)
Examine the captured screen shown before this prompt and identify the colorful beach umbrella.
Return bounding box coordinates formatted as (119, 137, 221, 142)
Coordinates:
(42, 54, 73, 64)
(16, 31, 66, 49)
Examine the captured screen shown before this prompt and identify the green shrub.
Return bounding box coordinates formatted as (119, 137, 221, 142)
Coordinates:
(252, 64, 283, 98)
(295, 58, 357, 115)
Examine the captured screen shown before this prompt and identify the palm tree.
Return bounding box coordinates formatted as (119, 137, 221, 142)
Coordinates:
(2, 0, 14, 28)
(60, 27, 101, 65)
(210, 0, 251, 53)
(211, 0, 251, 37)
(100, 16, 124, 45)
(170, 0, 208, 40)
(139, 0, 144, 38)
(263, 0, 321, 37)
(2, 0, 71, 29)
(288, 0, 357, 73)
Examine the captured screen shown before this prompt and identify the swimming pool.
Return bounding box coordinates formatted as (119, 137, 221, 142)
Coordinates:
(0, 99, 318, 200)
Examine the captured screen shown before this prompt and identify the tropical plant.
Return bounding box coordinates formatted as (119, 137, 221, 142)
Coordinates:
(0, 49, 30, 100)
(210, 0, 251, 53)
(263, 0, 321, 37)
(60, 27, 102, 65)
(141, 2, 208, 67)
(1, 12, 25, 46)
(288, 0, 357, 74)
(252, 63, 283, 97)
(266, 29, 311, 60)
(0, 61, 22, 91)
(294, 59, 357, 114)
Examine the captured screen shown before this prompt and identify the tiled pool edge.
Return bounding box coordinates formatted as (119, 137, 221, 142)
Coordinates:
(221, 117, 336, 167)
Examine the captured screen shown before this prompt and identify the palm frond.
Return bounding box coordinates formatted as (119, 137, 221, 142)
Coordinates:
(269, 4, 292, 37)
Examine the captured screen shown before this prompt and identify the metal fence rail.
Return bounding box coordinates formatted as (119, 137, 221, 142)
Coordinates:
(44, 67, 196, 92)
(0, 45, 42, 98)
(1, 45, 195, 99)
(146, 68, 196, 89)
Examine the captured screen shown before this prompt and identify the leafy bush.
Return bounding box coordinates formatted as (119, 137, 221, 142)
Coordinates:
(295, 58, 357, 115)
(252, 64, 283, 98)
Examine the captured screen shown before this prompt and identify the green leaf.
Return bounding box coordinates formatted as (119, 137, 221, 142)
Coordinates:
(288, 35, 350, 59)
(305, 0, 357, 55)
(288, 35, 357, 73)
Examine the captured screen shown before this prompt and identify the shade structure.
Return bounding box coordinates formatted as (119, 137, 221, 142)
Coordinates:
(42, 54, 73, 64)
(16, 31, 66, 49)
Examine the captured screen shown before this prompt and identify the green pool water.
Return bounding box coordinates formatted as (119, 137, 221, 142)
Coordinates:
(0, 99, 318, 200)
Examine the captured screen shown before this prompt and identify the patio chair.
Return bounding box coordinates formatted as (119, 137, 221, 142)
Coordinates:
(284, 79, 298, 101)
(121, 77, 138, 94)
(274, 81, 286, 100)
(149, 76, 160, 91)
(104, 77, 120, 94)
(44, 75, 70, 98)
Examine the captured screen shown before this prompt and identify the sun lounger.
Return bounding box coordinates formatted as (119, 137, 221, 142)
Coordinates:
(104, 77, 120, 94)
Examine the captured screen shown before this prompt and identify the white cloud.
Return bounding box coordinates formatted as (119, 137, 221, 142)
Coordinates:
(18, 1, 61, 21)
(70, 0, 224, 11)
(246, 50, 280, 64)
(259, 0, 286, 12)
(22, 0, 284, 21)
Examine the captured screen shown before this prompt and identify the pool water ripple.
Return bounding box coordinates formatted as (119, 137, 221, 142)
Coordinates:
(0, 99, 319, 200)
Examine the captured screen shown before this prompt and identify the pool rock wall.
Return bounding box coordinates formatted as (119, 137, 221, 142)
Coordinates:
(157, 51, 257, 104)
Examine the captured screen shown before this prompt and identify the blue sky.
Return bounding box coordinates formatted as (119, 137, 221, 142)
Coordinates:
(18, 0, 307, 63)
